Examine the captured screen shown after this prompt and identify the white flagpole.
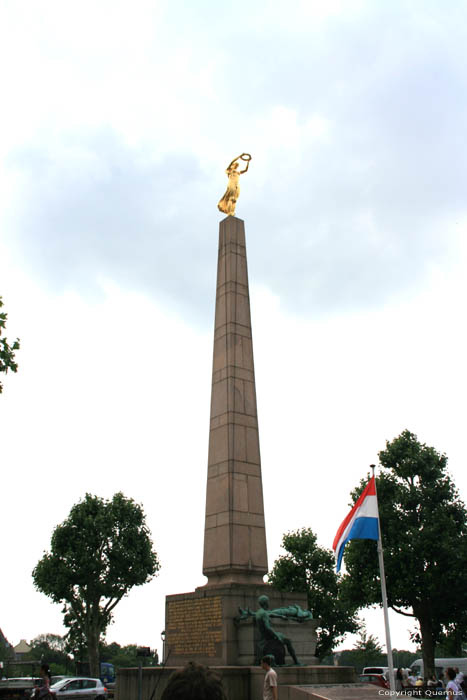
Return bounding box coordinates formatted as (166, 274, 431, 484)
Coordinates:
(371, 464, 395, 694)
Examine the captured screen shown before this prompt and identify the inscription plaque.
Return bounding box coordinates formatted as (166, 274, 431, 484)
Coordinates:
(167, 596, 223, 657)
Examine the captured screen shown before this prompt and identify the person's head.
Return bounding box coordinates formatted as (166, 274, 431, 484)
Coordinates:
(160, 663, 226, 700)
(258, 595, 269, 610)
(446, 668, 456, 681)
(455, 667, 460, 674)
(261, 655, 274, 671)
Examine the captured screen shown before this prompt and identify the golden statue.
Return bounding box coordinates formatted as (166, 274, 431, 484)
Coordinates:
(218, 153, 252, 216)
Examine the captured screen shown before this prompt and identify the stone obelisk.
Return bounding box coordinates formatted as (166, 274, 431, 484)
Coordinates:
(163, 212, 321, 677)
(164, 215, 274, 667)
(202, 215, 268, 586)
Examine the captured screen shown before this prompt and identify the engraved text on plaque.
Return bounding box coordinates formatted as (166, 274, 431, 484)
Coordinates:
(167, 597, 223, 657)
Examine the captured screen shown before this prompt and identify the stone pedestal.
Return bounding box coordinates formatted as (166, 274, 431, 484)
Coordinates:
(165, 584, 318, 667)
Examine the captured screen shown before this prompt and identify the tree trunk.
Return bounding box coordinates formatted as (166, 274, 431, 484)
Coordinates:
(87, 624, 100, 679)
(418, 610, 435, 681)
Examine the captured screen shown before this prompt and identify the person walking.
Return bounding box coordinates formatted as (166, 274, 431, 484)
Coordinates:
(34, 664, 51, 700)
(445, 667, 463, 699)
(262, 655, 278, 700)
(455, 668, 466, 694)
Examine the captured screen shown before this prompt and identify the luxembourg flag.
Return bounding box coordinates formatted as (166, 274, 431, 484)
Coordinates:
(333, 476, 379, 572)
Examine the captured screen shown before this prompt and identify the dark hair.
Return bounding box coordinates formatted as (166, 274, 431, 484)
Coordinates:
(446, 667, 456, 681)
(160, 663, 226, 700)
(261, 655, 274, 666)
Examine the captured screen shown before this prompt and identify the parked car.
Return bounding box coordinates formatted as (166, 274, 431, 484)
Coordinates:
(359, 673, 390, 688)
(362, 666, 389, 676)
(49, 677, 107, 699)
(50, 677, 69, 686)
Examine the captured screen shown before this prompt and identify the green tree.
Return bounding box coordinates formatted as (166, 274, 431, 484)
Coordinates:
(435, 620, 467, 658)
(336, 644, 419, 673)
(27, 634, 74, 674)
(99, 641, 122, 663)
(63, 613, 88, 662)
(268, 528, 360, 660)
(337, 627, 385, 673)
(30, 633, 68, 654)
(0, 296, 20, 393)
(32, 492, 160, 678)
(391, 648, 420, 670)
(341, 430, 467, 680)
(99, 641, 158, 668)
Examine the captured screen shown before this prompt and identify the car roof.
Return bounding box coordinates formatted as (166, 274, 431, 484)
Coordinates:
(50, 678, 74, 686)
(360, 673, 385, 677)
(54, 677, 101, 683)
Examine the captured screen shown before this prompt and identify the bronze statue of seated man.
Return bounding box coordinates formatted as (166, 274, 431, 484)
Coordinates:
(237, 595, 312, 665)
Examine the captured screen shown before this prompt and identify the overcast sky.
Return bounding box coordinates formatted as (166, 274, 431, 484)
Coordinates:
(1, 0, 467, 659)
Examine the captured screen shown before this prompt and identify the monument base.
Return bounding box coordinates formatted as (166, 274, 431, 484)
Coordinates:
(165, 583, 318, 667)
(116, 665, 357, 700)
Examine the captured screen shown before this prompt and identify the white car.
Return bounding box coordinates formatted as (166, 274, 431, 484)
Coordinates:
(49, 677, 107, 699)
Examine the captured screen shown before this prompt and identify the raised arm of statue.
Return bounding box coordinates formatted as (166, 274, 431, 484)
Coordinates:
(270, 604, 313, 621)
(235, 153, 250, 174)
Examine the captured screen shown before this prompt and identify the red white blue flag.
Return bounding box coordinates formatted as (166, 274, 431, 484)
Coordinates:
(333, 476, 379, 572)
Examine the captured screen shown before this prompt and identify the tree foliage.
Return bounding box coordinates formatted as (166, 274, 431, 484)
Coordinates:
(435, 621, 467, 658)
(100, 642, 158, 668)
(336, 627, 384, 672)
(336, 631, 420, 673)
(32, 492, 160, 678)
(27, 634, 74, 674)
(0, 297, 20, 393)
(268, 528, 360, 660)
(341, 430, 467, 680)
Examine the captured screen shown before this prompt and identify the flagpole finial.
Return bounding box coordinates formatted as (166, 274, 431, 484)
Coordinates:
(370, 464, 376, 477)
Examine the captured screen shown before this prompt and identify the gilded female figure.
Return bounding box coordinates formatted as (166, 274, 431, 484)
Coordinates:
(218, 153, 251, 216)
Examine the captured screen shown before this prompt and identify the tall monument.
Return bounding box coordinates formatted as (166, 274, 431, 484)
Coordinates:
(164, 156, 317, 669)
(205, 154, 266, 587)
